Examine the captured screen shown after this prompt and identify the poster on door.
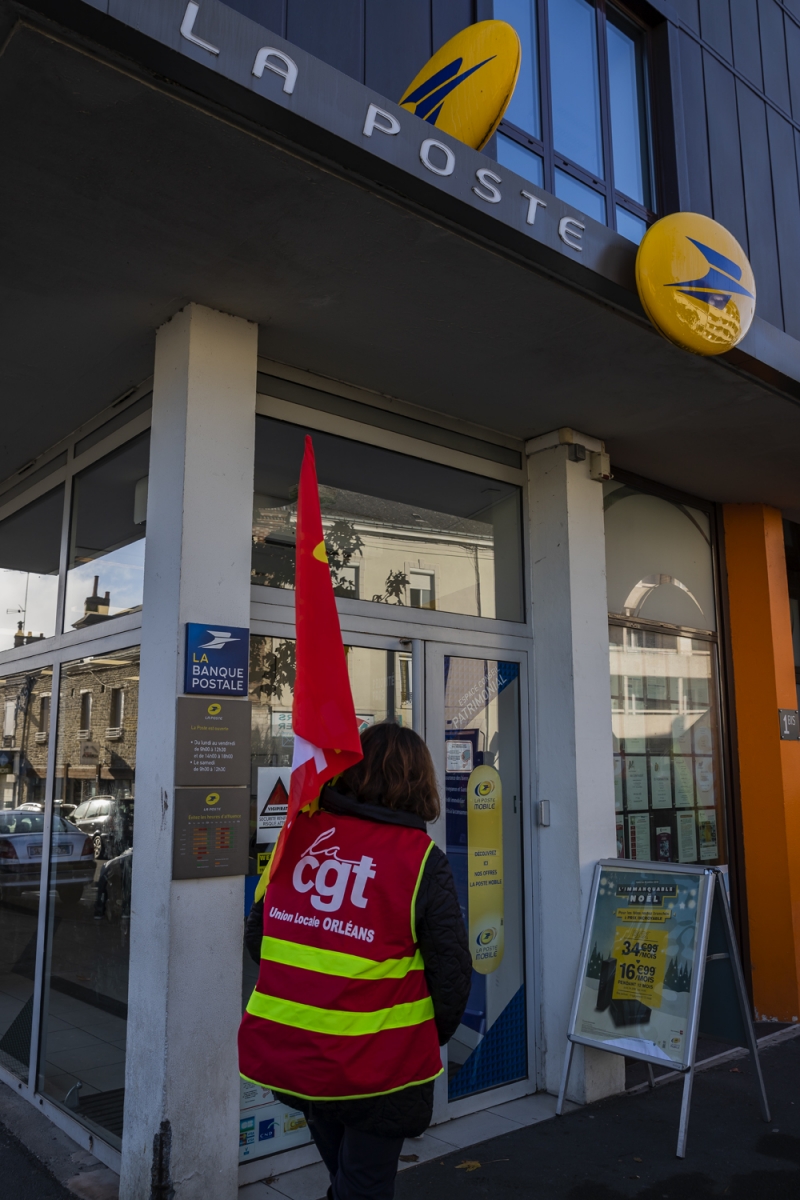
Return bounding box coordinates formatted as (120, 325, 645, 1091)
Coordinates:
(466, 763, 504, 974)
(256, 767, 291, 844)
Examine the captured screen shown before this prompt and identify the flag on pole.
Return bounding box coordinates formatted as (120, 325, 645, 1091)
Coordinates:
(255, 436, 363, 900)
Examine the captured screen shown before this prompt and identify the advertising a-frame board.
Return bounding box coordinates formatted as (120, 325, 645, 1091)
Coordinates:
(556, 861, 770, 1157)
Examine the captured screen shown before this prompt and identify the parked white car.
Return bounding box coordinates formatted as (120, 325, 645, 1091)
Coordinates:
(0, 809, 95, 905)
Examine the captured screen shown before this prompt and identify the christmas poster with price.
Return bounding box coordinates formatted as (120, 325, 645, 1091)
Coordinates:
(574, 866, 707, 1067)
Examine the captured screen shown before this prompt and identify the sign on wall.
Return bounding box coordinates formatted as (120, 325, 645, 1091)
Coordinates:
(175, 696, 251, 787)
(635, 213, 756, 356)
(400, 20, 520, 151)
(172, 786, 249, 879)
(185, 622, 249, 696)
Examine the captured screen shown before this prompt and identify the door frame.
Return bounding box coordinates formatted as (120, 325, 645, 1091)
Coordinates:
(424, 640, 538, 1124)
(248, 620, 540, 1125)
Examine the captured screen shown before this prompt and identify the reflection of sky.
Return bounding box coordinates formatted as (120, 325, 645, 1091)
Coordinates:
(64, 539, 146, 629)
(0, 569, 58, 650)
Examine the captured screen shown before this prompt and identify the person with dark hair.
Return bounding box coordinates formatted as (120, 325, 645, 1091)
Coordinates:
(241, 722, 472, 1200)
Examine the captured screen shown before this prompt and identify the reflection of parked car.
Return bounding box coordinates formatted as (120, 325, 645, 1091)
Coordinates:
(0, 810, 94, 905)
(70, 796, 133, 859)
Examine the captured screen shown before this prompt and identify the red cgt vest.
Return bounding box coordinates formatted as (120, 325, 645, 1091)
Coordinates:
(238, 807, 443, 1101)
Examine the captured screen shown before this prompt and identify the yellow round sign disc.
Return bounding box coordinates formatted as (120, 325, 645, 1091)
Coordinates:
(635, 212, 756, 356)
(399, 20, 521, 151)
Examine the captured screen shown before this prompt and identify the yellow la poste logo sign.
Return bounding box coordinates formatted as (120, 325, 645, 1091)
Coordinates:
(635, 213, 756, 355)
(400, 20, 521, 151)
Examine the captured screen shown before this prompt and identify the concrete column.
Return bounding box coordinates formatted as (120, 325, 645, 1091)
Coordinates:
(121, 305, 257, 1200)
(527, 430, 625, 1102)
(723, 504, 800, 1022)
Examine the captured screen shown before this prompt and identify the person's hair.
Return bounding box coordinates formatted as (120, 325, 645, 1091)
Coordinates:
(338, 722, 440, 822)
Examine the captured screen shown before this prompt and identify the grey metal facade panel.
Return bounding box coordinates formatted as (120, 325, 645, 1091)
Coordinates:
(785, 17, 800, 118)
(678, 31, 713, 216)
(285, 0, 365, 80)
(767, 106, 800, 339)
(730, 0, 764, 89)
(364, 0, 431, 102)
(223, 0, 285, 37)
(699, 0, 733, 61)
(736, 81, 783, 328)
(704, 52, 749, 253)
(432, 0, 475, 50)
(758, 0, 791, 112)
(671, 0, 701, 32)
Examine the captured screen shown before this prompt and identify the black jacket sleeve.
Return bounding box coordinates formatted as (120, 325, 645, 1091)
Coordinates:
(414, 845, 473, 1045)
(245, 898, 264, 964)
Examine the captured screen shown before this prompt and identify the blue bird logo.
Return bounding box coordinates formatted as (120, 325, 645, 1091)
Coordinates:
(666, 238, 754, 310)
(400, 55, 496, 126)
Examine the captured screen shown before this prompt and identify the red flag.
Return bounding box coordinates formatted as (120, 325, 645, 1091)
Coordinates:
(261, 436, 363, 889)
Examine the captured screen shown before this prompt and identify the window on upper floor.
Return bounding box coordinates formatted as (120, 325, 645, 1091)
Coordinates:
(494, 0, 655, 243)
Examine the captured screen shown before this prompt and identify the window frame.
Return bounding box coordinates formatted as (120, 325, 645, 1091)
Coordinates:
(0, 384, 152, 668)
(497, 0, 657, 236)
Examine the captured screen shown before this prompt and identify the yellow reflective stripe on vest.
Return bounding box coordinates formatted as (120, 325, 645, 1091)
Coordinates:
(246, 991, 434, 1036)
(260, 935, 424, 980)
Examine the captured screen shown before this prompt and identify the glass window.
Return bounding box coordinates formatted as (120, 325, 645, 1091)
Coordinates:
(242, 636, 414, 1160)
(253, 418, 524, 622)
(496, 134, 544, 187)
(0, 487, 63, 652)
(604, 483, 716, 631)
(555, 169, 606, 224)
(548, 0, 603, 177)
(605, 480, 726, 868)
(609, 625, 726, 867)
(495, 0, 540, 138)
(63, 434, 150, 632)
(443, 656, 526, 1098)
(38, 647, 139, 1147)
(607, 11, 651, 207)
(496, 2, 654, 236)
(0, 665, 53, 1082)
(616, 206, 647, 245)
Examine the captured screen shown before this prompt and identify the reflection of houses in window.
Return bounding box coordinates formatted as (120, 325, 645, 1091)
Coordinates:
(78, 691, 92, 736)
(252, 487, 497, 618)
(35, 694, 50, 744)
(107, 688, 125, 739)
(334, 564, 359, 599)
(399, 656, 412, 706)
(72, 575, 111, 630)
(408, 570, 435, 610)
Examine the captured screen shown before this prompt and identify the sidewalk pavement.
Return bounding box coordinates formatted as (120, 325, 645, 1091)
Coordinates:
(395, 1030, 800, 1200)
(2, 1026, 798, 1199)
(0, 1080, 118, 1200)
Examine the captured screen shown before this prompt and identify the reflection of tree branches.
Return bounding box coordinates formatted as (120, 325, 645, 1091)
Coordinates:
(250, 639, 296, 702)
(252, 512, 411, 607)
(372, 570, 409, 605)
(326, 519, 364, 598)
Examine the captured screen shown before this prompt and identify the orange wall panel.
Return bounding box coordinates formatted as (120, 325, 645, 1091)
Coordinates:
(723, 504, 800, 1021)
